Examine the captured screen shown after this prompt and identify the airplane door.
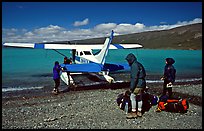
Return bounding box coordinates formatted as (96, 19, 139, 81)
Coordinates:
(72, 49, 76, 64)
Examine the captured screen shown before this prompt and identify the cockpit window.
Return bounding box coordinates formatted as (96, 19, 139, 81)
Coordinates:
(83, 51, 92, 55)
(80, 51, 83, 56)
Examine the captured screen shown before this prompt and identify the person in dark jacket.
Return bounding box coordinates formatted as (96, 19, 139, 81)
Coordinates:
(64, 57, 72, 64)
(161, 58, 176, 98)
(125, 53, 146, 118)
(52, 61, 61, 94)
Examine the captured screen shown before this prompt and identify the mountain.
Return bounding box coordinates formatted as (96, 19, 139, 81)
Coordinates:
(71, 23, 202, 50)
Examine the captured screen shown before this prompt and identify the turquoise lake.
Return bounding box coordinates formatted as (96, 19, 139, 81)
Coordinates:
(2, 47, 202, 91)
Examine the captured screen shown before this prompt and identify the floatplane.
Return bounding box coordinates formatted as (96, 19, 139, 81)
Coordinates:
(3, 30, 142, 87)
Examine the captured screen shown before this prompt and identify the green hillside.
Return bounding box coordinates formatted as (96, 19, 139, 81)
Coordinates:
(71, 23, 202, 50)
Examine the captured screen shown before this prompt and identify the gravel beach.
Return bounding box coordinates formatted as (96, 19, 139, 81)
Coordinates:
(2, 81, 202, 129)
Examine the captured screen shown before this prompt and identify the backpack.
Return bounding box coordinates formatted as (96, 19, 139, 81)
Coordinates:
(116, 90, 158, 113)
(142, 92, 155, 113)
(156, 96, 189, 113)
(116, 91, 132, 113)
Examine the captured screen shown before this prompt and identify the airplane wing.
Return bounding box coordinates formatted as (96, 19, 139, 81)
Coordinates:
(3, 42, 142, 49)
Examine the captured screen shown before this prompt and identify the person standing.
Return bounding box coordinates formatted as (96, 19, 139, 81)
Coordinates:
(125, 53, 146, 118)
(161, 58, 176, 98)
(52, 61, 61, 94)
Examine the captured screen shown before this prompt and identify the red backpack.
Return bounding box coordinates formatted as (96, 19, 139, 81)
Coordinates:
(156, 98, 189, 113)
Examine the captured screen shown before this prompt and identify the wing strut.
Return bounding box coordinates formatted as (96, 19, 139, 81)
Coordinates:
(52, 49, 67, 57)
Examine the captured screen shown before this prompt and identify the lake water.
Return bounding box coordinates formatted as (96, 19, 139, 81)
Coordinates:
(2, 47, 202, 92)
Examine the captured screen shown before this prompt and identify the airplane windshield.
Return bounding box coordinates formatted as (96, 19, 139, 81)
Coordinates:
(83, 51, 92, 55)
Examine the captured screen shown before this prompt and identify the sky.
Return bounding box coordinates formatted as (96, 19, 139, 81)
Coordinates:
(2, 2, 202, 43)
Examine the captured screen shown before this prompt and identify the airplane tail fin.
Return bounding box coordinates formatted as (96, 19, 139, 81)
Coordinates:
(95, 30, 114, 65)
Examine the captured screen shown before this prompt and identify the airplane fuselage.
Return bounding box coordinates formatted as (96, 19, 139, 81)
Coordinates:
(74, 49, 100, 64)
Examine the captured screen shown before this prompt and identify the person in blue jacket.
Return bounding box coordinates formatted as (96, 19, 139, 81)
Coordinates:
(161, 58, 176, 98)
(52, 61, 62, 94)
(125, 53, 146, 118)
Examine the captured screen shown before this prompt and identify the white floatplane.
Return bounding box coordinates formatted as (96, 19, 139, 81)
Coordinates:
(3, 30, 143, 87)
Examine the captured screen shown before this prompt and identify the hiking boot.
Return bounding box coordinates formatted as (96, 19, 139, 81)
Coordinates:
(137, 111, 142, 117)
(126, 111, 137, 119)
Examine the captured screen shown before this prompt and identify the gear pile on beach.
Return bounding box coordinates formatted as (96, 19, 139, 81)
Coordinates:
(2, 82, 202, 129)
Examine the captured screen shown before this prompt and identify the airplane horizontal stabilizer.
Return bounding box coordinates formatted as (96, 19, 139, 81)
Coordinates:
(110, 44, 143, 49)
(60, 63, 103, 73)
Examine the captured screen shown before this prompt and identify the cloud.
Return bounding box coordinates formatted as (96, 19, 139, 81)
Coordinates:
(160, 21, 167, 24)
(93, 23, 117, 35)
(2, 18, 202, 43)
(73, 18, 89, 27)
(33, 25, 65, 35)
(113, 23, 145, 34)
(24, 31, 34, 37)
(2, 28, 18, 36)
(176, 18, 202, 26)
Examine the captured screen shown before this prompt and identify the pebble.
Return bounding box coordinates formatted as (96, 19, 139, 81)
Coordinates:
(2, 84, 202, 129)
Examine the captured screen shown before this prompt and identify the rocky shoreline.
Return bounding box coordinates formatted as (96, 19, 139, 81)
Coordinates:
(2, 82, 202, 129)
